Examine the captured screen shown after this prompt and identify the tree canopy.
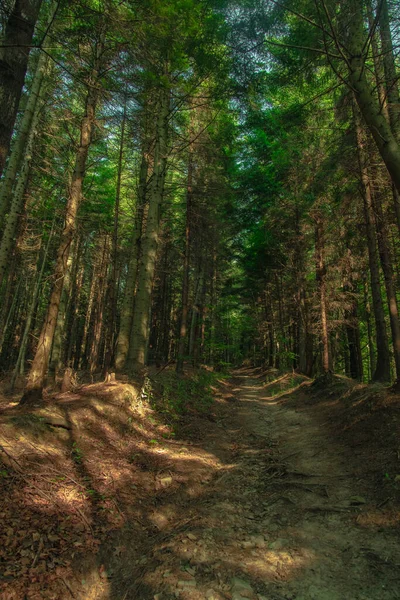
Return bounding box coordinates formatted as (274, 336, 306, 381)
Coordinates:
(1, 0, 400, 394)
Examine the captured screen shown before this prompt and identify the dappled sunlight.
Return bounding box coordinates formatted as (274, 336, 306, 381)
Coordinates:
(2, 371, 400, 599)
(138, 536, 319, 598)
(356, 509, 400, 529)
(238, 545, 317, 582)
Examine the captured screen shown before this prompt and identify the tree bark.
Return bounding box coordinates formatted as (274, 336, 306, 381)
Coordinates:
(314, 212, 331, 375)
(354, 103, 391, 382)
(0, 72, 43, 287)
(176, 118, 194, 374)
(49, 239, 75, 379)
(129, 82, 170, 372)
(104, 95, 126, 373)
(363, 279, 375, 380)
(0, 0, 57, 231)
(88, 234, 109, 373)
(20, 53, 102, 404)
(11, 218, 55, 389)
(371, 186, 400, 382)
(189, 266, 203, 363)
(346, 0, 400, 196)
(379, 0, 400, 138)
(115, 148, 148, 371)
(0, 50, 49, 232)
(379, 0, 400, 233)
(345, 303, 363, 381)
(0, 0, 43, 177)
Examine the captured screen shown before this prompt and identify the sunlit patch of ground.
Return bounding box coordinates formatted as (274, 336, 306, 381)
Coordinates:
(0, 372, 235, 599)
(1, 369, 400, 599)
(356, 509, 400, 528)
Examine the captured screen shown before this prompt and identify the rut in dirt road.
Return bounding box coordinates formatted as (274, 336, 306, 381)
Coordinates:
(110, 374, 400, 600)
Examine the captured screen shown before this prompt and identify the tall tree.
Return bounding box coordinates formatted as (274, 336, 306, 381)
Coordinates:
(0, 0, 44, 177)
(20, 12, 108, 403)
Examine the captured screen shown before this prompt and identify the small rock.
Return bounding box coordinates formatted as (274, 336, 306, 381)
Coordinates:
(187, 533, 198, 541)
(160, 476, 173, 487)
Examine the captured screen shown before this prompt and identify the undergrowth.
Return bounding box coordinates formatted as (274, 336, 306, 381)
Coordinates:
(149, 368, 222, 422)
(264, 373, 307, 398)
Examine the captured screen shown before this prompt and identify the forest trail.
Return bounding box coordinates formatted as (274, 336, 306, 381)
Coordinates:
(2, 371, 400, 599)
(106, 372, 400, 600)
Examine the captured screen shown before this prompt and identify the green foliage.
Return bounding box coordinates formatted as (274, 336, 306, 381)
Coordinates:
(152, 369, 219, 420)
(71, 442, 84, 465)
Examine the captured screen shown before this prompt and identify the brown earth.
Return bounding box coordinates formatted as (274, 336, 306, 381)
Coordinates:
(1, 369, 400, 599)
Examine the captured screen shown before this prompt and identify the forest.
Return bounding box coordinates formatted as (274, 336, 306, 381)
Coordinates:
(1, 0, 400, 599)
(0, 0, 400, 392)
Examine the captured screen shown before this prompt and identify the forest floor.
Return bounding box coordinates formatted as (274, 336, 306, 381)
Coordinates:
(1, 368, 400, 599)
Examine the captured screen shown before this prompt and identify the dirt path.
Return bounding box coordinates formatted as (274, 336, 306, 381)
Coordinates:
(102, 374, 400, 600)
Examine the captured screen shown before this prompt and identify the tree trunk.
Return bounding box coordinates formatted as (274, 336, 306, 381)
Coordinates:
(11, 219, 55, 389)
(0, 278, 22, 356)
(66, 258, 84, 368)
(363, 279, 375, 381)
(354, 103, 391, 382)
(371, 186, 400, 382)
(88, 234, 109, 373)
(0, 78, 43, 286)
(176, 125, 193, 373)
(345, 307, 363, 381)
(0, 49, 50, 232)
(209, 245, 218, 365)
(0, 0, 43, 177)
(346, 0, 400, 196)
(380, 0, 400, 138)
(298, 288, 313, 377)
(314, 212, 330, 375)
(189, 267, 203, 363)
(129, 82, 170, 372)
(115, 148, 148, 371)
(379, 0, 400, 234)
(20, 57, 102, 404)
(49, 239, 75, 379)
(80, 258, 98, 369)
(104, 96, 126, 373)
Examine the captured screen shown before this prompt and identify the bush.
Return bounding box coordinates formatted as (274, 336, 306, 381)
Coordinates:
(151, 369, 218, 420)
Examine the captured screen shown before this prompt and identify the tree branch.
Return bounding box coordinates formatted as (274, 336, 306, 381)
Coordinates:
(265, 38, 341, 60)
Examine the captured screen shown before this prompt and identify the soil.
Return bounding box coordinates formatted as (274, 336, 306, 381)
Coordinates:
(1, 369, 400, 599)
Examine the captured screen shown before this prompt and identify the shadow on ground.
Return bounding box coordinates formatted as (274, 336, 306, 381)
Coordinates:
(1, 368, 400, 599)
